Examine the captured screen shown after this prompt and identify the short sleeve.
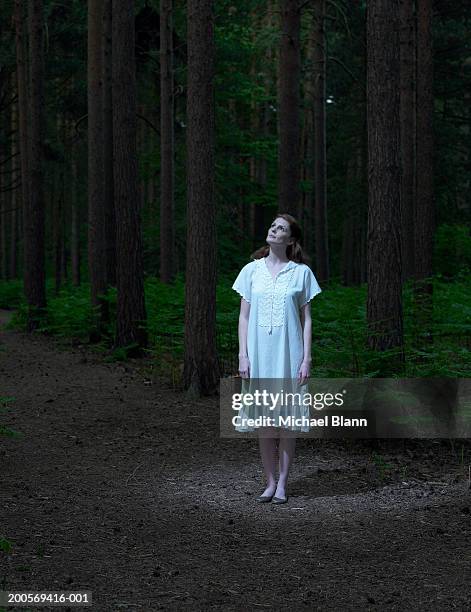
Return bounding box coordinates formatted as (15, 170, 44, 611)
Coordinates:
(232, 262, 254, 304)
(299, 265, 322, 307)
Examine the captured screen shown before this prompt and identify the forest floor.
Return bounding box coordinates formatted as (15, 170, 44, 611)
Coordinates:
(1, 308, 471, 611)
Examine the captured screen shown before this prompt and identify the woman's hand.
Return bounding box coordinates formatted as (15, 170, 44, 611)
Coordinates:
(297, 360, 310, 385)
(238, 355, 250, 379)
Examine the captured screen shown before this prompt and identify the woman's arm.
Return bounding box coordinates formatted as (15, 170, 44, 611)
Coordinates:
(298, 302, 312, 383)
(300, 302, 312, 363)
(238, 298, 250, 356)
(238, 298, 250, 378)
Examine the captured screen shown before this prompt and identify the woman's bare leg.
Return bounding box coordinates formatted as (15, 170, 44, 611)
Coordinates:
(258, 427, 278, 496)
(275, 432, 296, 499)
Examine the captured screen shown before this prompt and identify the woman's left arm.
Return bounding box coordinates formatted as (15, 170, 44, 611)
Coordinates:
(298, 303, 312, 384)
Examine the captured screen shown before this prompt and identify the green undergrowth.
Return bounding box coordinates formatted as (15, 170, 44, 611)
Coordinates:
(0, 270, 470, 383)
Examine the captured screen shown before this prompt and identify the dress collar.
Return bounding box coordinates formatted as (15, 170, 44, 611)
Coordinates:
(260, 257, 298, 278)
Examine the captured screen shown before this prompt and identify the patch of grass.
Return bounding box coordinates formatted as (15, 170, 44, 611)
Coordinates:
(104, 344, 143, 362)
(0, 538, 11, 553)
(371, 452, 394, 482)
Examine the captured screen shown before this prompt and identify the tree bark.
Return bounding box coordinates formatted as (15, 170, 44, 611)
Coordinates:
(14, 2, 30, 285)
(10, 73, 18, 279)
(415, 0, 434, 283)
(69, 114, 81, 287)
(252, 1, 274, 251)
(0, 92, 8, 280)
(302, 23, 313, 256)
(53, 114, 63, 294)
(184, 0, 220, 397)
(112, 0, 148, 351)
(366, 0, 404, 370)
(400, 0, 416, 283)
(278, 0, 301, 216)
(88, 0, 108, 331)
(0, 106, 7, 281)
(25, 0, 46, 330)
(160, 0, 175, 283)
(103, 0, 116, 287)
(0, 149, 6, 281)
(414, 0, 435, 348)
(248, 8, 258, 246)
(312, 0, 329, 283)
(138, 103, 145, 211)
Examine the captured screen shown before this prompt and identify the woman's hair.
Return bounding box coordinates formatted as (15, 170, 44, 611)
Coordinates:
(250, 212, 311, 265)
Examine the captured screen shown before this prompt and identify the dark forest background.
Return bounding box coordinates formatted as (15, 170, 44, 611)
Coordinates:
(0, 0, 470, 396)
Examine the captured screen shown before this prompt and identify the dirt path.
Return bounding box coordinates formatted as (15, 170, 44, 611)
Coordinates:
(1, 310, 471, 611)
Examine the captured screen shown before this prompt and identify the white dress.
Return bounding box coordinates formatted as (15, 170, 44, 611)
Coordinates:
(232, 257, 322, 432)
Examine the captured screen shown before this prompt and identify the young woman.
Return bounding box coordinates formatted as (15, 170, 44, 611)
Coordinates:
(232, 213, 322, 504)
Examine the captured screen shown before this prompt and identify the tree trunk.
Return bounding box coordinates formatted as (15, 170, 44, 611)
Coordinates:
(0, 155, 6, 281)
(312, 0, 329, 283)
(14, 1, 30, 286)
(160, 0, 175, 283)
(0, 94, 8, 280)
(148, 128, 156, 207)
(69, 114, 81, 287)
(253, 0, 276, 248)
(414, 0, 434, 347)
(0, 117, 7, 281)
(400, 0, 416, 283)
(112, 0, 148, 351)
(25, 0, 46, 330)
(60, 115, 68, 283)
(10, 73, 18, 279)
(184, 0, 220, 397)
(278, 0, 301, 216)
(88, 0, 108, 332)
(366, 0, 404, 371)
(54, 114, 63, 294)
(248, 11, 258, 245)
(138, 103, 145, 211)
(103, 0, 116, 287)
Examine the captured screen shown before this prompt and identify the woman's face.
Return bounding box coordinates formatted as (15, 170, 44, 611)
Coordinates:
(266, 217, 293, 247)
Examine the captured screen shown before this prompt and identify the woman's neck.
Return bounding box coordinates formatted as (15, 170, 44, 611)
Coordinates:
(266, 245, 289, 264)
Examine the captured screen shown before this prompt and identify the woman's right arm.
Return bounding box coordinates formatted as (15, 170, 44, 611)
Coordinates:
(238, 298, 250, 378)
